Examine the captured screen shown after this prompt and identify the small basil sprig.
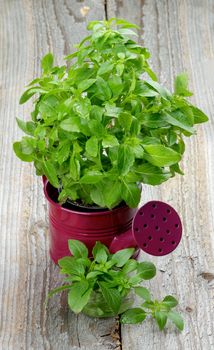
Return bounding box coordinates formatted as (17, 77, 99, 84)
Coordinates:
(47, 240, 156, 317)
(13, 18, 208, 209)
(121, 292, 184, 331)
(47, 239, 183, 332)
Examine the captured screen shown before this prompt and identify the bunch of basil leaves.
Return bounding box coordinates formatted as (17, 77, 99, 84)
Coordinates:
(47, 240, 183, 331)
(14, 18, 208, 208)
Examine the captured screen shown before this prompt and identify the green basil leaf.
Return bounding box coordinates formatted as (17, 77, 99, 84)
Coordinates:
(88, 120, 105, 137)
(90, 183, 106, 207)
(16, 118, 36, 136)
(118, 145, 135, 175)
(43, 160, 59, 188)
(58, 143, 70, 165)
(130, 117, 140, 135)
(142, 137, 161, 145)
(120, 308, 147, 324)
(190, 106, 209, 124)
(86, 271, 103, 280)
(137, 261, 156, 280)
(162, 112, 195, 134)
(97, 62, 114, 75)
(80, 170, 103, 184)
(68, 281, 92, 313)
(174, 73, 192, 96)
(168, 311, 184, 331)
(121, 181, 141, 208)
(90, 105, 104, 121)
(95, 77, 112, 101)
(99, 282, 121, 314)
(155, 311, 168, 330)
(142, 301, 155, 310)
(68, 239, 88, 258)
(168, 130, 177, 146)
(118, 112, 133, 132)
(104, 180, 122, 209)
(20, 137, 35, 154)
(117, 28, 138, 37)
(113, 18, 140, 29)
(108, 75, 123, 96)
(39, 95, 59, 116)
(41, 53, 54, 73)
(134, 286, 151, 301)
(102, 135, 119, 148)
(70, 157, 80, 181)
(13, 142, 34, 162)
(60, 117, 81, 132)
(78, 78, 96, 92)
(112, 248, 135, 267)
(104, 103, 122, 117)
(64, 51, 78, 60)
(162, 295, 178, 308)
(58, 256, 85, 276)
(131, 144, 144, 159)
(143, 144, 181, 167)
(86, 136, 98, 157)
(92, 241, 108, 263)
(122, 259, 138, 274)
(141, 114, 169, 129)
(134, 163, 172, 185)
(19, 87, 46, 104)
(170, 163, 184, 175)
(144, 66, 158, 81)
(135, 81, 159, 97)
(145, 80, 171, 99)
(116, 63, 124, 76)
(47, 284, 72, 299)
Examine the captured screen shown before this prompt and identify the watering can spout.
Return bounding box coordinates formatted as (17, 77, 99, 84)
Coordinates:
(109, 229, 135, 253)
(110, 201, 183, 257)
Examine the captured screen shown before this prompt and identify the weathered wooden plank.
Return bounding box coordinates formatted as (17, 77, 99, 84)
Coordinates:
(0, 1, 121, 349)
(107, 0, 214, 349)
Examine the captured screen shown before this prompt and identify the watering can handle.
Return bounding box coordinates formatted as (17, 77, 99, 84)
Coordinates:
(109, 229, 136, 253)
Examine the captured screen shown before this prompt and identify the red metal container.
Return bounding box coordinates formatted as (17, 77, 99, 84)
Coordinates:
(43, 178, 138, 264)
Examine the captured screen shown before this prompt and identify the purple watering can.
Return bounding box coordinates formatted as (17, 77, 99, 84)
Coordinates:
(44, 179, 182, 262)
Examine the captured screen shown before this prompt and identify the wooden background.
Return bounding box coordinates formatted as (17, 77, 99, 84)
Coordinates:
(0, 0, 213, 349)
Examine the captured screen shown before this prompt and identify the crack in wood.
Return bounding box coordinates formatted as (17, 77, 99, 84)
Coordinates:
(104, 0, 108, 20)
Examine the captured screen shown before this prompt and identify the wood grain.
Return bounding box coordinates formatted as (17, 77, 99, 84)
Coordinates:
(0, 1, 213, 349)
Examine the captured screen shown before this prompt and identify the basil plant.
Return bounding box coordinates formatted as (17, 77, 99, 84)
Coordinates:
(14, 18, 208, 209)
(48, 240, 184, 331)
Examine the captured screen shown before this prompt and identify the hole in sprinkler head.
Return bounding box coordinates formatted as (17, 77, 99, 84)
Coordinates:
(143, 223, 147, 228)
(148, 235, 152, 240)
(155, 225, 159, 230)
(163, 217, 167, 222)
(139, 211, 144, 216)
(143, 243, 147, 247)
(152, 203, 157, 208)
(151, 214, 155, 218)
(172, 240, 176, 245)
(160, 237, 164, 242)
(158, 248, 163, 253)
(167, 208, 171, 214)
(166, 229, 170, 234)
(175, 223, 179, 228)
(135, 227, 139, 232)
